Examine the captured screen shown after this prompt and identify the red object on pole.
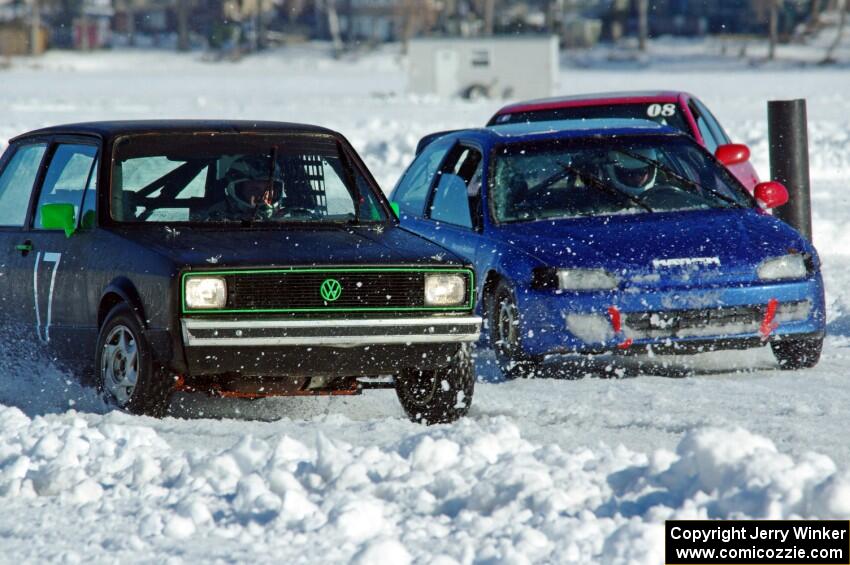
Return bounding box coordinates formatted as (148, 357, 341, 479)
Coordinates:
(607, 306, 633, 349)
(607, 305, 622, 332)
(760, 298, 779, 340)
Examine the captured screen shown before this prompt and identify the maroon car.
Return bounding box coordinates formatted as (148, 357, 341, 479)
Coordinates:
(488, 90, 760, 192)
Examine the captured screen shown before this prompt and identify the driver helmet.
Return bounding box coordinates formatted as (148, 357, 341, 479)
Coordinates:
(224, 155, 282, 219)
(604, 148, 659, 196)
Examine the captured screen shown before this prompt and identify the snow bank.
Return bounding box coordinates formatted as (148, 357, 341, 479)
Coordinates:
(1, 406, 847, 563)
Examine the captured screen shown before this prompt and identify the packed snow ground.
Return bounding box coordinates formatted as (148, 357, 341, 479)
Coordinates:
(2, 44, 850, 563)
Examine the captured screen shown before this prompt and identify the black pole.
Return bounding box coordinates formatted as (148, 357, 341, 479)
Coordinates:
(768, 99, 812, 241)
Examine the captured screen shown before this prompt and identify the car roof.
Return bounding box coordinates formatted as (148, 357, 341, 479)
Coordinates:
(432, 118, 684, 148)
(10, 120, 339, 143)
(494, 90, 689, 116)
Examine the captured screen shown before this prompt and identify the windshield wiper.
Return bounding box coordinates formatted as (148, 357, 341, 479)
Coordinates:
(616, 148, 742, 208)
(557, 162, 654, 213)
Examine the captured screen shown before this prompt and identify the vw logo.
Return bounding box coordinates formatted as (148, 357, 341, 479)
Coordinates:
(320, 278, 342, 302)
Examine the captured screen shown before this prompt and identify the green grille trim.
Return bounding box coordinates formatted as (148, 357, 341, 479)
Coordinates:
(181, 267, 475, 314)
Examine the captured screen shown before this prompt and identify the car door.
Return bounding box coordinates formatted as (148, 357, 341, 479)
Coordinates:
(414, 143, 484, 264)
(24, 137, 101, 361)
(0, 140, 49, 341)
(391, 136, 453, 232)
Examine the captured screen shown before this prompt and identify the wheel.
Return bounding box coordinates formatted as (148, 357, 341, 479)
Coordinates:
(462, 83, 490, 100)
(396, 345, 474, 425)
(771, 336, 823, 370)
(95, 303, 173, 417)
(488, 280, 538, 379)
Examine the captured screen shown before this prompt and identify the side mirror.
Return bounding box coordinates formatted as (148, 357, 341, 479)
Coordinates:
(40, 203, 77, 237)
(754, 181, 789, 209)
(389, 201, 400, 219)
(715, 143, 751, 166)
(81, 210, 96, 230)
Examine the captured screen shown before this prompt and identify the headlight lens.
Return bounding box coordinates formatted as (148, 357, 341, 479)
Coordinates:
(185, 277, 227, 309)
(757, 254, 807, 281)
(424, 274, 467, 306)
(557, 269, 619, 290)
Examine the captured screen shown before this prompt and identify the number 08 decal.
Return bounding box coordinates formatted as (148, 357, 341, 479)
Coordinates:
(647, 103, 677, 118)
(33, 251, 61, 343)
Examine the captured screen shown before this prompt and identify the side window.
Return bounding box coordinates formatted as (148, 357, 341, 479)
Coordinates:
(393, 140, 451, 216)
(688, 101, 719, 153)
(34, 143, 98, 229)
(354, 170, 386, 221)
(694, 99, 731, 145)
(0, 143, 47, 227)
(80, 158, 98, 229)
(429, 145, 482, 229)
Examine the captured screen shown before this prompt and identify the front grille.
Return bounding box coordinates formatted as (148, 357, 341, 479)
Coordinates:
(182, 268, 472, 313)
(624, 301, 810, 339)
(229, 271, 423, 310)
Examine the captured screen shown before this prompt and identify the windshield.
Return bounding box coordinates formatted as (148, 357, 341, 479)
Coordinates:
(490, 137, 753, 224)
(110, 133, 387, 224)
(491, 103, 689, 132)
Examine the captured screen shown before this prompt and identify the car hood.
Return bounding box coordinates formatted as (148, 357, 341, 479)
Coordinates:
(494, 209, 812, 287)
(109, 224, 462, 269)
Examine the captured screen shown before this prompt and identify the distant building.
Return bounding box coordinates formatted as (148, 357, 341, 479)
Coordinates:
(611, 0, 812, 37)
(332, 0, 442, 43)
(408, 36, 559, 100)
(0, 20, 48, 55)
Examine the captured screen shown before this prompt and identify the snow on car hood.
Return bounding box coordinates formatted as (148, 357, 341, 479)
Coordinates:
(495, 208, 812, 286)
(109, 224, 460, 269)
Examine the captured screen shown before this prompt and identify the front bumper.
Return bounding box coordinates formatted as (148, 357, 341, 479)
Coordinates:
(180, 316, 481, 376)
(516, 278, 825, 357)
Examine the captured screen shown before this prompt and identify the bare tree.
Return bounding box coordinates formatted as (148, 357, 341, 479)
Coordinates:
(342, 0, 353, 44)
(544, 0, 560, 33)
(80, 10, 90, 50)
(125, 0, 136, 47)
(320, 0, 344, 56)
(823, 0, 847, 62)
(177, 0, 190, 51)
(768, 0, 780, 60)
(483, 0, 496, 35)
(807, 0, 823, 32)
(637, 0, 648, 51)
(400, 0, 417, 54)
(30, 0, 41, 55)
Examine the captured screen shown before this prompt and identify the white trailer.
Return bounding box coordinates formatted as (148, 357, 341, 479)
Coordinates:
(407, 36, 559, 100)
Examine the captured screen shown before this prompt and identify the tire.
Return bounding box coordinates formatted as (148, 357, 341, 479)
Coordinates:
(462, 83, 490, 100)
(488, 280, 538, 379)
(771, 336, 823, 370)
(396, 345, 474, 425)
(95, 303, 173, 417)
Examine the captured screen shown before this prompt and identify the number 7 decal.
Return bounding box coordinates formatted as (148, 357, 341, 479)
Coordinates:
(33, 251, 61, 343)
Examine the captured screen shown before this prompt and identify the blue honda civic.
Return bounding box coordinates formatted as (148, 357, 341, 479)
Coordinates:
(390, 120, 825, 377)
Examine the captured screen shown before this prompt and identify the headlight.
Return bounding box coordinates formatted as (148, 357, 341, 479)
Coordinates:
(757, 254, 807, 281)
(185, 277, 227, 309)
(424, 274, 467, 306)
(557, 269, 619, 290)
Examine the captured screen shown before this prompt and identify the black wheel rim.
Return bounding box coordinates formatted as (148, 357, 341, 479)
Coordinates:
(496, 297, 519, 358)
(403, 371, 439, 407)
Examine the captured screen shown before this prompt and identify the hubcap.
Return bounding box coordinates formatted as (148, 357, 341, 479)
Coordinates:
(497, 299, 518, 355)
(101, 325, 139, 406)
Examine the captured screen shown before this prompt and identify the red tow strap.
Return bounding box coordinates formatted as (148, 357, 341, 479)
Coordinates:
(760, 298, 779, 341)
(607, 306, 633, 350)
